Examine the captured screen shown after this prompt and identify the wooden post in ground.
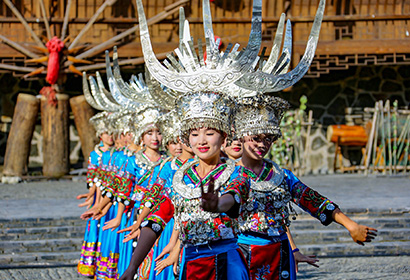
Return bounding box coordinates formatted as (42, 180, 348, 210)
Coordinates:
(2, 94, 40, 178)
(70, 95, 98, 165)
(41, 94, 70, 177)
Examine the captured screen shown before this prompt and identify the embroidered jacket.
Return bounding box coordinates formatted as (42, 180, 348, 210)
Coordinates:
(86, 145, 104, 189)
(171, 160, 249, 247)
(238, 159, 338, 237)
(100, 148, 122, 199)
(138, 157, 192, 230)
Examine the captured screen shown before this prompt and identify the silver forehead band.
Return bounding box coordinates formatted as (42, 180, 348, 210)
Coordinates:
(136, 0, 262, 93)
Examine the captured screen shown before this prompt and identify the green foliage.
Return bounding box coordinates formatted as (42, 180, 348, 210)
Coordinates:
(268, 95, 308, 170)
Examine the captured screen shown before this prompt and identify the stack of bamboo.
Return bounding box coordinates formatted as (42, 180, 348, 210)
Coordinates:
(362, 100, 410, 175)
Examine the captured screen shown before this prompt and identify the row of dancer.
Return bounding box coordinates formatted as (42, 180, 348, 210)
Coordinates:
(77, 0, 377, 279)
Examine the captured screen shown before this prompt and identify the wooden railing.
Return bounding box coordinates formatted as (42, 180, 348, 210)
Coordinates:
(0, 0, 409, 72)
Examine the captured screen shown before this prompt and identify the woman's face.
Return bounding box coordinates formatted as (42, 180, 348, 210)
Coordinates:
(242, 134, 276, 161)
(222, 139, 243, 160)
(100, 132, 113, 146)
(123, 132, 135, 146)
(182, 141, 193, 154)
(166, 141, 183, 157)
(116, 133, 126, 147)
(189, 127, 225, 161)
(142, 127, 162, 150)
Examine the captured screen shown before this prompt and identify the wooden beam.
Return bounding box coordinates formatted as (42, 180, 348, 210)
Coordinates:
(299, 39, 410, 55)
(69, 0, 118, 50)
(3, 0, 46, 49)
(1, 14, 409, 24)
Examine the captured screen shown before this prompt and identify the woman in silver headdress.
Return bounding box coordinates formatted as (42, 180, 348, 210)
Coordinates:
(77, 112, 113, 277)
(119, 110, 195, 280)
(233, 95, 377, 280)
(221, 139, 243, 161)
(119, 91, 251, 280)
(111, 107, 165, 280)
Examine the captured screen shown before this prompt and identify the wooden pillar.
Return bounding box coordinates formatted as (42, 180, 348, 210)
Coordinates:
(41, 94, 70, 177)
(3, 93, 40, 177)
(69, 95, 97, 164)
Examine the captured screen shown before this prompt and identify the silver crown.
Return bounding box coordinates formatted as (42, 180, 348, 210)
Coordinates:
(136, 0, 262, 93)
(158, 110, 182, 147)
(234, 95, 289, 139)
(89, 111, 111, 137)
(133, 107, 165, 144)
(176, 91, 236, 144)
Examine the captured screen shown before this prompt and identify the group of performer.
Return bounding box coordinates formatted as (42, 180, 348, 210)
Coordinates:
(76, 0, 377, 279)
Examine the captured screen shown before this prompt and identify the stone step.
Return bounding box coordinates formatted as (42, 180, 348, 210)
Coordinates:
(0, 252, 80, 266)
(0, 238, 83, 254)
(0, 225, 85, 241)
(298, 240, 410, 257)
(0, 217, 84, 229)
(292, 228, 410, 245)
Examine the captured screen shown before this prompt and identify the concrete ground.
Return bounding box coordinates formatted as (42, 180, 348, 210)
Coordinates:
(0, 256, 408, 280)
(0, 174, 409, 279)
(1, 174, 409, 220)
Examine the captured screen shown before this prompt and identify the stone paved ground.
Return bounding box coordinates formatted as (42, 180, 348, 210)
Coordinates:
(1, 174, 409, 220)
(1, 174, 409, 279)
(0, 256, 408, 280)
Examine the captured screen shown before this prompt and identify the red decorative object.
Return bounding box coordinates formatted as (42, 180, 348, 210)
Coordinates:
(40, 86, 57, 106)
(45, 36, 65, 85)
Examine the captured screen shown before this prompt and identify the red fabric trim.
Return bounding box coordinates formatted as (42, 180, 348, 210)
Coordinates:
(249, 243, 281, 280)
(186, 255, 216, 280)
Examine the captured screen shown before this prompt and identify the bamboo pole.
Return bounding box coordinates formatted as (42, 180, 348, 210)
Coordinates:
(392, 100, 398, 173)
(303, 110, 313, 175)
(73, 0, 188, 60)
(380, 101, 387, 173)
(0, 63, 38, 73)
(3, 0, 46, 49)
(73, 52, 168, 72)
(395, 115, 410, 163)
(385, 100, 392, 174)
(403, 119, 410, 174)
(69, 0, 118, 50)
(0, 34, 40, 59)
(39, 0, 52, 40)
(60, 0, 73, 40)
(364, 102, 378, 176)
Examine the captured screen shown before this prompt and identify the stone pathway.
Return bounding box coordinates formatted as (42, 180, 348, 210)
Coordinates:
(0, 256, 408, 280)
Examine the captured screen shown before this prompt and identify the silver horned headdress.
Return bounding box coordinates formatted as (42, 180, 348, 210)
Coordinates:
(235, 0, 326, 93)
(136, 0, 262, 93)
